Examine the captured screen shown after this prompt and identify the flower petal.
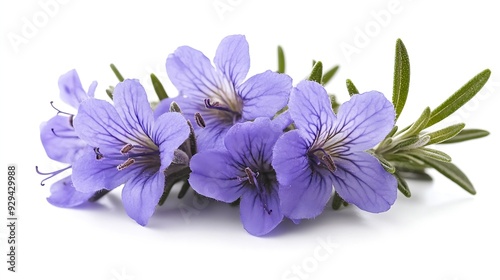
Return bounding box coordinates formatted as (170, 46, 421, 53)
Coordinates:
(74, 98, 131, 147)
(214, 34, 250, 86)
(224, 118, 282, 168)
(239, 186, 283, 236)
(40, 115, 86, 163)
(273, 130, 334, 219)
(288, 80, 337, 145)
(46, 176, 95, 208)
(188, 151, 245, 203)
(58, 69, 92, 109)
(331, 152, 397, 213)
(166, 45, 230, 100)
(153, 112, 190, 169)
(239, 71, 292, 121)
(112, 79, 155, 138)
(121, 171, 164, 226)
(71, 148, 138, 192)
(332, 91, 395, 151)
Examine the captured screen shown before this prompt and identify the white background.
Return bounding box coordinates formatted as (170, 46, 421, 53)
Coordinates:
(1, 1, 499, 279)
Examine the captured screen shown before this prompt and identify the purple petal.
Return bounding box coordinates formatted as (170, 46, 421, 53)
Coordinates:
(288, 80, 337, 145)
(166, 46, 232, 100)
(195, 125, 228, 151)
(58, 69, 92, 109)
(214, 34, 250, 86)
(73, 98, 132, 147)
(46, 176, 95, 208)
(239, 186, 283, 236)
(188, 151, 245, 203)
(121, 171, 164, 226)
(153, 112, 190, 169)
(272, 111, 292, 131)
(40, 115, 86, 163)
(71, 148, 139, 192)
(273, 130, 333, 219)
(224, 118, 282, 168)
(332, 152, 397, 213)
(239, 71, 292, 121)
(112, 80, 155, 137)
(332, 91, 395, 151)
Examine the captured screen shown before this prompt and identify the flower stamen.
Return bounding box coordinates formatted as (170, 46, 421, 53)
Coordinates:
(117, 158, 136, 170)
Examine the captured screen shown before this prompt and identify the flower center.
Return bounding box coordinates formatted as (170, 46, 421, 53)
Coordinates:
(309, 148, 337, 173)
(94, 143, 160, 171)
(238, 167, 275, 215)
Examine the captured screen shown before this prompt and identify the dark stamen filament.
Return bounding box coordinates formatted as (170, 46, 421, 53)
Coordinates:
(204, 98, 240, 115)
(51, 128, 79, 139)
(36, 165, 72, 186)
(50, 101, 74, 117)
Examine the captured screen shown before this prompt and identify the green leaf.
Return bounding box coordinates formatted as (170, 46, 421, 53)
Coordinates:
(426, 69, 491, 128)
(392, 135, 421, 150)
(424, 123, 465, 145)
(408, 147, 452, 162)
(398, 135, 430, 150)
(151, 73, 168, 101)
(346, 79, 359, 96)
(439, 129, 490, 144)
(331, 191, 345, 210)
(110, 63, 124, 82)
(308, 61, 323, 84)
(277, 46, 285, 74)
(394, 172, 411, 197)
(416, 157, 476, 195)
(392, 38, 411, 120)
(397, 169, 433, 181)
(322, 65, 340, 85)
(373, 153, 396, 173)
(329, 94, 340, 113)
(403, 107, 430, 136)
(105, 86, 114, 100)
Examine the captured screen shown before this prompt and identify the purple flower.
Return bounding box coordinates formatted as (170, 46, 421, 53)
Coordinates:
(38, 69, 98, 207)
(189, 118, 284, 236)
(273, 81, 397, 220)
(71, 79, 190, 226)
(154, 34, 292, 151)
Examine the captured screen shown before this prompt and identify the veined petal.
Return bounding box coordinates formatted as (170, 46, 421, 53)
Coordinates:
(46, 176, 95, 208)
(40, 115, 86, 163)
(122, 171, 164, 226)
(74, 98, 134, 147)
(224, 118, 282, 168)
(113, 80, 155, 138)
(331, 152, 397, 213)
(288, 80, 336, 145)
(153, 112, 190, 169)
(331, 91, 395, 152)
(166, 46, 231, 100)
(71, 149, 139, 193)
(239, 71, 292, 121)
(188, 151, 245, 203)
(58, 69, 92, 109)
(240, 186, 283, 236)
(214, 34, 250, 86)
(195, 125, 228, 151)
(273, 130, 333, 219)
